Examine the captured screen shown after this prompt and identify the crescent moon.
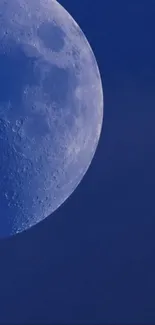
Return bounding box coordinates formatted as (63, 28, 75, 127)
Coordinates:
(0, 0, 103, 237)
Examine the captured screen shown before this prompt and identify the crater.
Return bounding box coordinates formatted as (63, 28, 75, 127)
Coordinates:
(37, 21, 65, 52)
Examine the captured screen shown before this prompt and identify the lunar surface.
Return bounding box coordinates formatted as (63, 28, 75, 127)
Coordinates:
(0, 0, 103, 237)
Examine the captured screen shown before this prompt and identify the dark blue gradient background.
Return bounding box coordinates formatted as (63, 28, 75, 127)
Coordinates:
(0, 1, 155, 324)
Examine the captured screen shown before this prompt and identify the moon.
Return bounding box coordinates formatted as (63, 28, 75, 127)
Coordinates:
(0, 0, 103, 238)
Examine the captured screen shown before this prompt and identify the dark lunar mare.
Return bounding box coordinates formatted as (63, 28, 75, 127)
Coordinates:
(0, 40, 40, 111)
(37, 21, 65, 52)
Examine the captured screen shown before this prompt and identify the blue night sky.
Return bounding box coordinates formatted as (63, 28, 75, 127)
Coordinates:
(0, 0, 155, 324)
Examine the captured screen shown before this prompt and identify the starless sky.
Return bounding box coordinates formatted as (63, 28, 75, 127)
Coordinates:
(0, 0, 155, 324)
